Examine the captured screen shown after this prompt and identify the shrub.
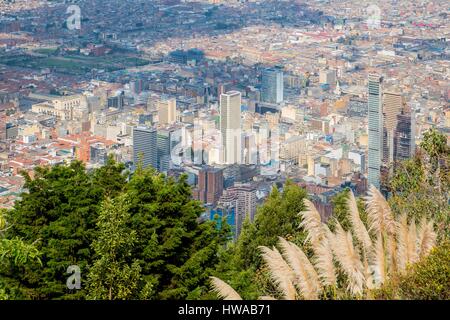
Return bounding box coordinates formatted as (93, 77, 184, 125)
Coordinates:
(374, 241, 450, 300)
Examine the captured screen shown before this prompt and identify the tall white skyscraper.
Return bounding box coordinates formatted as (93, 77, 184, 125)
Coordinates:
(158, 97, 176, 125)
(368, 74, 383, 190)
(368, 78, 415, 190)
(220, 91, 242, 164)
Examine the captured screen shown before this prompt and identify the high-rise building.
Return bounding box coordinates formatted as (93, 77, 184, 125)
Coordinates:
(107, 93, 124, 109)
(194, 166, 224, 205)
(394, 106, 415, 163)
(369, 82, 415, 190)
(261, 67, 284, 104)
(158, 97, 177, 125)
(157, 127, 182, 173)
(382, 92, 406, 166)
(220, 91, 242, 164)
(368, 74, 383, 189)
(133, 126, 157, 169)
(90, 143, 107, 165)
(225, 184, 257, 236)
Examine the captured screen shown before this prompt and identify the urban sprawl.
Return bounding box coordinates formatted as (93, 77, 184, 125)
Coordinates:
(0, 0, 448, 240)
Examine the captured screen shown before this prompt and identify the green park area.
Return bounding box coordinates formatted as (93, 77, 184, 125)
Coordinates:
(0, 52, 150, 75)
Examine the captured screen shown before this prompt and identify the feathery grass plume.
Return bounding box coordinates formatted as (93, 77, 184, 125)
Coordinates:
(385, 233, 398, 276)
(365, 185, 396, 236)
(312, 225, 337, 287)
(259, 246, 297, 300)
(348, 191, 372, 253)
(300, 199, 324, 247)
(372, 234, 386, 286)
(407, 219, 418, 265)
(278, 237, 321, 300)
(417, 217, 437, 258)
(210, 277, 242, 300)
(396, 213, 409, 273)
(331, 222, 366, 296)
(363, 255, 375, 291)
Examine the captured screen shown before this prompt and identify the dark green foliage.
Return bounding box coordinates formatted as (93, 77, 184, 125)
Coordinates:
(0, 161, 118, 299)
(0, 238, 41, 267)
(420, 128, 448, 173)
(0, 210, 42, 300)
(374, 242, 450, 300)
(91, 155, 128, 198)
(124, 168, 229, 299)
(86, 196, 142, 300)
(0, 159, 228, 300)
(397, 242, 450, 299)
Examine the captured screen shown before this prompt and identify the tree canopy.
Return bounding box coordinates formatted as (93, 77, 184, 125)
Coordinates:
(0, 159, 228, 300)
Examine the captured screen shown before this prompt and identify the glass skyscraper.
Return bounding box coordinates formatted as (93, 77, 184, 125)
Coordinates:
(368, 74, 383, 190)
(261, 67, 284, 104)
(133, 126, 157, 170)
(382, 92, 415, 167)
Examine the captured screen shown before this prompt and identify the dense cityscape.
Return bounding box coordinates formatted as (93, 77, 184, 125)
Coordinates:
(0, 0, 448, 304)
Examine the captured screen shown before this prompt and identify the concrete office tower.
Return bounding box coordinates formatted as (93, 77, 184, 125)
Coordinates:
(158, 97, 177, 125)
(261, 68, 284, 104)
(368, 74, 383, 190)
(195, 167, 224, 205)
(220, 91, 242, 164)
(133, 126, 157, 170)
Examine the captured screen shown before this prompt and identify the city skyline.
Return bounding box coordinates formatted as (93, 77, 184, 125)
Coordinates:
(0, 0, 448, 304)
